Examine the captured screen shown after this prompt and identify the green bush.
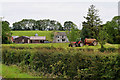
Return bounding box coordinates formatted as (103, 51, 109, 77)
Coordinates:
(2, 47, 120, 79)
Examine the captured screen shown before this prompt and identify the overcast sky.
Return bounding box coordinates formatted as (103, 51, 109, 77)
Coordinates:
(0, 0, 119, 29)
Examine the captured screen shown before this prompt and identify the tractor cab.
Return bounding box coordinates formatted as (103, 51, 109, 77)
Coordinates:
(69, 38, 84, 47)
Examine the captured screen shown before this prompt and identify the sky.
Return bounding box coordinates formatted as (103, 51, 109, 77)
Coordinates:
(0, 0, 119, 29)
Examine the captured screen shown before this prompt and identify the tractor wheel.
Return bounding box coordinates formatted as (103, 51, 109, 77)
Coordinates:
(80, 43, 84, 47)
(93, 41, 98, 46)
(73, 44, 76, 47)
(75, 44, 78, 47)
(69, 44, 72, 47)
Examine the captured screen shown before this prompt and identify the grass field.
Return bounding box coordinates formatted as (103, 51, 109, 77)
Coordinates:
(0, 64, 41, 78)
(11, 31, 65, 41)
(11, 31, 53, 41)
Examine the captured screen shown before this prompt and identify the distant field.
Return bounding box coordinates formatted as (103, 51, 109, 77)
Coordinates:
(11, 31, 53, 41)
(11, 31, 65, 41)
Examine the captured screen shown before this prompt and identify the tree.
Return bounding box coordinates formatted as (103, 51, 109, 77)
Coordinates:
(64, 21, 77, 31)
(81, 5, 102, 39)
(98, 27, 108, 48)
(66, 25, 78, 42)
(2, 21, 12, 44)
(13, 19, 36, 30)
(13, 19, 63, 31)
(104, 16, 120, 44)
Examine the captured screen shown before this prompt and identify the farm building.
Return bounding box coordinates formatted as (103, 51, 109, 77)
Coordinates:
(53, 32, 69, 43)
(13, 33, 46, 44)
(29, 36, 46, 43)
(12, 36, 19, 43)
(14, 36, 30, 43)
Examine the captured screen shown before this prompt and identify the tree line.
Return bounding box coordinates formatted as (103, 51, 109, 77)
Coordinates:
(12, 19, 77, 31)
(2, 5, 120, 46)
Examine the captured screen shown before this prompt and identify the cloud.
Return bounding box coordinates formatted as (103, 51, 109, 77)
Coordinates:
(1, 2, 118, 28)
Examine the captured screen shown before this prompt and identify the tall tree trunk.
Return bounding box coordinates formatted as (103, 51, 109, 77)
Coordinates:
(101, 44, 104, 49)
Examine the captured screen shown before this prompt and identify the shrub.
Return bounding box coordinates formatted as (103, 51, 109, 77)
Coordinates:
(2, 47, 120, 79)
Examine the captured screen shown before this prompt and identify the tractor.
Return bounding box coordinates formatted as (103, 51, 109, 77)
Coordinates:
(69, 38, 84, 47)
(84, 38, 98, 46)
(69, 38, 98, 47)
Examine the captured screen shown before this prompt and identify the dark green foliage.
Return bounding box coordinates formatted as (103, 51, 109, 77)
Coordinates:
(64, 21, 77, 31)
(81, 5, 102, 40)
(2, 47, 120, 79)
(2, 21, 12, 44)
(104, 16, 120, 44)
(98, 28, 108, 48)
(66, 26, 78, 42)
(13, 19, 63, 31)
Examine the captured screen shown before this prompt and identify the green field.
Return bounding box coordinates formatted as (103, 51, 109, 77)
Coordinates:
(11, 31, 53, 41)
(0, 64, 41, 78)
(11, 31, 65, 41)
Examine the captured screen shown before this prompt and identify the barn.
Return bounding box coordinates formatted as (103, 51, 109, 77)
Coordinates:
(30, 36, 46, 43)
(14, 33, 46, 44)
(14, 36, 30, 44)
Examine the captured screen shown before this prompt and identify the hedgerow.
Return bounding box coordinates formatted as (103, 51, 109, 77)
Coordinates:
(2, 47, 120, 79)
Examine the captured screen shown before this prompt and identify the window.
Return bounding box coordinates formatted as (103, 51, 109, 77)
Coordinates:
(62, 39, 65, 42)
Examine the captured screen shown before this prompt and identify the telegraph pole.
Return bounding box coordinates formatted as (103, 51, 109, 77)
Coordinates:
(0, 17, 4, 44)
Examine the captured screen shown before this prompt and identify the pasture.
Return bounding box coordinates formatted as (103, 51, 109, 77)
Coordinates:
(0, 64, 39, 78)
(11, 31, 65, 41)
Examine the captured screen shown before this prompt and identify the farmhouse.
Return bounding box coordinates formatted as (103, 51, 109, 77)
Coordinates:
(13, 33, 46, 44)
(53, 32, 69, 43)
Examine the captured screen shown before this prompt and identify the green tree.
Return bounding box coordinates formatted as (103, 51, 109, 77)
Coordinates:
(66, 26, 78, 42)
(104, 16, 120, 44)
(98, 27, 108, 48)
(64, 21, 77, 31)
(2, 21, 12, 44)
(13, 19, 36, 30)
(81, 5, 102, 39)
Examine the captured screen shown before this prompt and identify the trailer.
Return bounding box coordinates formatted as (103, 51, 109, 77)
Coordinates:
(69, 38, 98, 47)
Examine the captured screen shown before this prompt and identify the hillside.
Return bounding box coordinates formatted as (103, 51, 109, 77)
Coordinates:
(11, 31, 65, 41)
(11, 31, 66, 41)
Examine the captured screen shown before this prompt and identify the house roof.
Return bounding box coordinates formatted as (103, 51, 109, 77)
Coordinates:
(12, 36, 19, 39)
(14, 36, 46, 40)
(30, 36, 46, 40)
(54, 32, 66, 36)
(15, 36, 30, 40)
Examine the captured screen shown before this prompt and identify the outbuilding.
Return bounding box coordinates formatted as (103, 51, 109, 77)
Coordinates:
(14, 36, 30, 44)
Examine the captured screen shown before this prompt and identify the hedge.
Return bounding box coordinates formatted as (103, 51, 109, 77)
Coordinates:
(2, 47, 120, 79)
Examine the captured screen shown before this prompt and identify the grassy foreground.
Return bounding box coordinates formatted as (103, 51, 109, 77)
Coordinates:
(0, 64, 40, 78)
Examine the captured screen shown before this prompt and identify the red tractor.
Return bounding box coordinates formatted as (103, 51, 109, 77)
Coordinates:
(69, 38, 98, 47)
(69, 38, 84, 47)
